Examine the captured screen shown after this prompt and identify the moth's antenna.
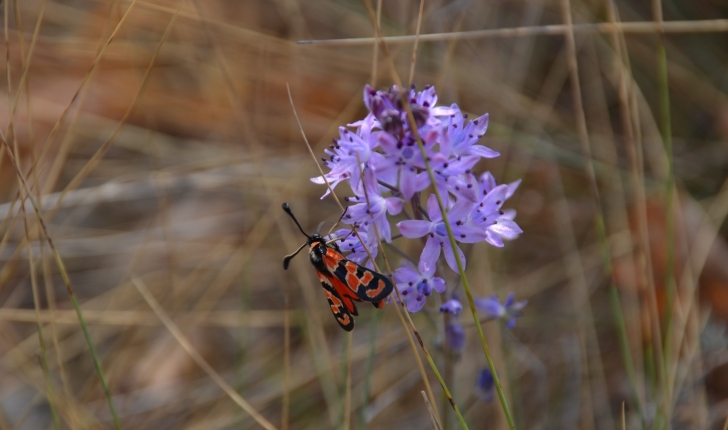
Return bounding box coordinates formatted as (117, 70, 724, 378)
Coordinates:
(326, 206, 349, 236)
(283, 242, 308, 270)
(325, 226, 356, 246)
(282, 203, 310, 239)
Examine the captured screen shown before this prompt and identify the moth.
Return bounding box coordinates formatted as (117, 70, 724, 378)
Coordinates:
(282, 203, 393, 331)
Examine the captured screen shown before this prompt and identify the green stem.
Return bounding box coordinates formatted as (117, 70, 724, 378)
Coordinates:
(0, 133, 123, 429)
(69, 292, 123, 428)
(657, 37, 675, 390)
(399, 98, 516, 429)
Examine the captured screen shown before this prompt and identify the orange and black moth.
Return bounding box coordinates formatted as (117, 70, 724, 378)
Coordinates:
(282, 203, 393, 331)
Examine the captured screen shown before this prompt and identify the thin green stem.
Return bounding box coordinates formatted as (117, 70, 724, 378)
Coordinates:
(415, 132, 516, 430)
(20, 199, 61, 430)
(354, 152, 456, 429)
(358, 2, 516, 426)
(0, 132, 124, 430)
(654, 1, 675, 422)
(609, 283, 646, 425)
(657, 37, 675, 378)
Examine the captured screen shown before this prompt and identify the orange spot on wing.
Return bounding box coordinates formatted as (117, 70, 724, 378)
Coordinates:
(326, 290, 342, 306)
(360, 271, 374, 285)
(346, 273, 360, 290)
(366, 280, 386, 298)
(331, 273, 359, 298)
(324, 248, 345, 271)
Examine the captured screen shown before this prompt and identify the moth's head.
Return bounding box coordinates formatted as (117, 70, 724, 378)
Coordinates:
(309, 233, 324, 244)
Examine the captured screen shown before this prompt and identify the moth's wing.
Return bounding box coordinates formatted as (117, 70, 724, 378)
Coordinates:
(332, 259, 394, 304)
(317, 271, 355, 331)
(322, 248, 361, 308)
(319, 249, 360, 315)
(328, 275, 359, 315)
(321, 245, 393, 304)
(371, 299, 386, 309)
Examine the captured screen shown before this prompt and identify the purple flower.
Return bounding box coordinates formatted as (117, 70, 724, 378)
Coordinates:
(360, 84, 450, 199)
(394, 261, 446, 312)
(476, 368, 495, 402)
(343, 169, 402, 242)
(467, 173, 523, 247)
(438, 108, 499, 160)
(370, 131, 434, 200)
(328, 228, 378, 269)
(445, 322, 466, 352)
(307, 84, 524, 320)
(311, 126, 373, 199)
(474, 292, 527, 329)
(440, 299, 463, 315)
(397, 194, 475, 273)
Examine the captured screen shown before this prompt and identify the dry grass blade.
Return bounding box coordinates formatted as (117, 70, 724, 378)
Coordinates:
(0, 129, 123, 428)
(298, 19, 728, 45)
(421, 390, 442, 430)
(132, 277, 278, 430)
(3, 0, 728, 427)
(286, 82, 443, 425)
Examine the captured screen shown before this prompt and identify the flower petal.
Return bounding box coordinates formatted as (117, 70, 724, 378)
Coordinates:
(451, 225, 487, 243)
(426, 194, 442, 221)
(447, 199, 475, 223)
(421, 236, 441, 270)
(433, 277, 446, 294)
(474, 296, 505, 318)
(467, 145, 500, 159)
(490, 218, 523, 237)
(377, 131, 399, 154)
(406, 294, 427, 312)
(397, 220, 432, 238)
(479, 171, 497, 192)
(400, 168, 417, 200)
(485, 230, 504, 247)
(386, 197, 403, 215)
(443, 242, 466, 273)
(472, 113, 489, 136)
(375, 217, 392, 243)
(431, 106, 460, 117)
(394, 265, 419, 284)
(480, 184, 508, 209)
(506, 179, 521, 199)
(440, 299, 462, 314)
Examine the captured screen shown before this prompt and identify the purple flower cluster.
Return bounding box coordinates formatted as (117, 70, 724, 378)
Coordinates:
(312, 84, 524, 314)
(440, 293, 528, 352)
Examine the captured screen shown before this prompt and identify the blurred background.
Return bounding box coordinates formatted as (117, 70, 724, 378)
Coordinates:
(1, 0, 728, 429)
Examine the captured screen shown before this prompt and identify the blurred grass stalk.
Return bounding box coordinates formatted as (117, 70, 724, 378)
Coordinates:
(289, 82, 451, 427)
(360, 4, 518, 425)
(0, 132, 124, 429)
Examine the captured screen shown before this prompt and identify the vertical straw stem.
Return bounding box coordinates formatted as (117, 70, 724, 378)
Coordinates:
(282, 295, 290, 430)
(604, 0, 647, 423)
(353, 154, 459, 430)
(0, 131, 124, 430)
(133, 278, 278, 430)
(19, 192, 61, 430)
(653, 0, 676, 418)
(359, 1, 516, 427)
(408, 0, 425, 87)
(286, 83, 444, 426)
(561, 0, 668, 423)
(370, 0, 382, 86)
